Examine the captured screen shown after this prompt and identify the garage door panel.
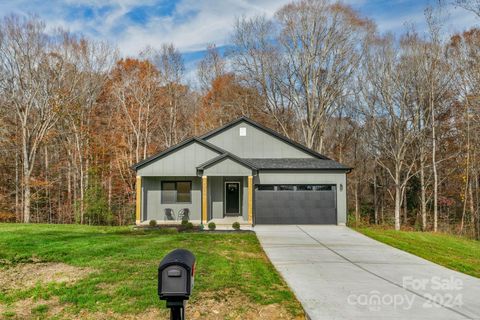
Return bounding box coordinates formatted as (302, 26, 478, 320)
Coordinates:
(255, 187, 336, 224)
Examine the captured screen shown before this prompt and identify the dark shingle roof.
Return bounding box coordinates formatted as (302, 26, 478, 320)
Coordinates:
(197, 154, 257, 170)
(244, 158, 351, 170)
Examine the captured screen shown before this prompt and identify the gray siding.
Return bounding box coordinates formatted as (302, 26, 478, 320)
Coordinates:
(137, 141, 220, 176)
(203, 158, 253, 176)
(142, 176, 202, 221)
(209, 176, 223, 219)
(208, 176, 248, 220)
(255, 171, 347, 224)
(205, 121, 314, 158)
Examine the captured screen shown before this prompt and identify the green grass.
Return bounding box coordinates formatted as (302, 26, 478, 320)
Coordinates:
(356, 226, 480, 278)
(0, 223, 303, 319)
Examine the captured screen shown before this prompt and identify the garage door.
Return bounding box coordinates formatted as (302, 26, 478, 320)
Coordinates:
(255, 185, 336, 224)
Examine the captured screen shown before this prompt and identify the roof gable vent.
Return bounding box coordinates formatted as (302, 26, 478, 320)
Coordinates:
(239, 127, 246, 136)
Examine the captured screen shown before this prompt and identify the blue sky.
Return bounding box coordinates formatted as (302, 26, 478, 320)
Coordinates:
(0, 0, 477, 79)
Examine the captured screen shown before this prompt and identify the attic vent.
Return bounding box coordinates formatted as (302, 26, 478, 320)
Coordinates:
(239, 127, 247, 136)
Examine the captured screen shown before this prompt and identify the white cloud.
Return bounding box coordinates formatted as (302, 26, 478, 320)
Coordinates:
(115, 0, 291, 56)
(0, 0, 478, 58)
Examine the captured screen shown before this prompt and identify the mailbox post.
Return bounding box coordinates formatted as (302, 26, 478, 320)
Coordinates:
(158, 249, 196, 320)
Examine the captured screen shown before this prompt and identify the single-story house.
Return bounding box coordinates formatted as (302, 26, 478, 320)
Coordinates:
(132, 116, 351, 226)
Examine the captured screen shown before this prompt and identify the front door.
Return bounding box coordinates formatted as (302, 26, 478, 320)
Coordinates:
(225, 182, 240, 216)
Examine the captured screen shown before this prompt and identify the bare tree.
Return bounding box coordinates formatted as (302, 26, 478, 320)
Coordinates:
(231, 0, 374, 152)
(153, 44, 190, 147)
(454, 0, 480, 17)
(448, 28, 480, 237)
(361, 34, 421, 230)
(0, 16, 65, 223)
(58, 35, 116, 223)
(197, 44, 226, 92)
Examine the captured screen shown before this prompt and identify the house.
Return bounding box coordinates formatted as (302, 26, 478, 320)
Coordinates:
(132, 116, 351, 226)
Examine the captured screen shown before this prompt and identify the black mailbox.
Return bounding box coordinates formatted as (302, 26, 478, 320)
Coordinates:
(158, 249, 195, 300)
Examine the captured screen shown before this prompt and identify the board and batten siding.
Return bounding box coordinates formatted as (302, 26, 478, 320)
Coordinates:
(137, 141, 220, 176)
(255, 170, 347, 224)
(142, 176, 202, 221)
(205, 121, 314, 158)
(203, 158, 253, 176)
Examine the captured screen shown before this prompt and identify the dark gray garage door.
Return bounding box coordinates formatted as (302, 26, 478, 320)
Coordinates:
(255, 185, 336, 224)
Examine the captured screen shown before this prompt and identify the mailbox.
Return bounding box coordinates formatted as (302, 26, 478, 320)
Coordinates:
(158, 249, 196, 301)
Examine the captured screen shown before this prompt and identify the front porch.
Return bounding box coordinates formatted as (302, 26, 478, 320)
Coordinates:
(135, 174, 254, 226)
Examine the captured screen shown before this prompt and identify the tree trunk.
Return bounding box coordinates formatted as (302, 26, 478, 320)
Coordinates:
(394, 168, 401, 231)
(354, 180, 359, 226)
(469, 180, 475, 235)
(432, 105, 438, 232)
(23, 174, 31, 223)
(475, 174, 480, 240)
(373, 174, 378, 224)
(22, 126, 31, 223)
(15, 148, 20, 222)
(420, 152, 427, 231)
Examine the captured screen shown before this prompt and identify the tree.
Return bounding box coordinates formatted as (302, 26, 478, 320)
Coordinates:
(197, 44, 226, 92)
(0, 16, 64, 223)
(454, 0, 480, 17)
(361, 34, 421, 230)
(448, 28, 480, 238)
(152, 44, 192, 147)
(231, 0, 374, 152)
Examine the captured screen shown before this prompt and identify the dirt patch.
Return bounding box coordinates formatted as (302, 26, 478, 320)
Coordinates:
(1, 296, 65, 319)
(73, 309, 165, 320)
(65, 289, 302, 320)
(187, 289, 302, 320)
(0, 262, 94, 292)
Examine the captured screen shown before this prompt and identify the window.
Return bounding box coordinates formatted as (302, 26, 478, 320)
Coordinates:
(297, 185, 314, 191)
(297, 185, 333, 191)
(239, 127, 247, 136)
(162, 181, 191, 203)
(257, 185, 275, 191)
(277, 185, 295, 191)
(313, 185, 333, 191)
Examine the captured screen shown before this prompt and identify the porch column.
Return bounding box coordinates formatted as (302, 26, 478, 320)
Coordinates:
(202, 176, 208, 224)
(248, 176, 253, 224)
(135, 176, 142, 225)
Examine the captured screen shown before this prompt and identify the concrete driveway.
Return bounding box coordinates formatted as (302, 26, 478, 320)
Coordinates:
(254, 225, 480, 320)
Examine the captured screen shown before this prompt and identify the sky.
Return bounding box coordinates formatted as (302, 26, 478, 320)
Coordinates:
(0, 0, 478, 80)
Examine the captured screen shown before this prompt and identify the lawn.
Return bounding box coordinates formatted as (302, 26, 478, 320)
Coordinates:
(0, 224, 303, 319)
(356, 227, 480, 278)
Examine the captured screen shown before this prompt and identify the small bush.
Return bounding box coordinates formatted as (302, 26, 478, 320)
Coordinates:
(0, 212, 16, 222)
(181, 219, 188, 227)
(232, 222, 240, 230)
(185, 222, 194, 230)
(149, 219, 157, 227)
(198, 224, 204, 231)
(208, 222, 216, 230)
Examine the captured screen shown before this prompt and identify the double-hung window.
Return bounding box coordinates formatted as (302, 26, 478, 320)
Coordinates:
(161, 181, 192, 203)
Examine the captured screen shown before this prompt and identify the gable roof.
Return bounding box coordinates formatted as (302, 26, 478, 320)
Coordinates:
(131, 137, 224, 170)
(197, 153, 257, 170)
(199, 116, 330, 160)
(132, 116, 351, 171)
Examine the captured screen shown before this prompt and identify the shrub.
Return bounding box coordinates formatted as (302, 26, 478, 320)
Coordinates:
(0, 212, 16, 222)
(198, 224, 204, 231)
(181, 219, 188, 227)
(149, 219, 157, 227)
(232, 222, 240, 230)
(185, 222, 194, 230)
(208, 222, 216, 230)
(75, 169, 112, 225)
